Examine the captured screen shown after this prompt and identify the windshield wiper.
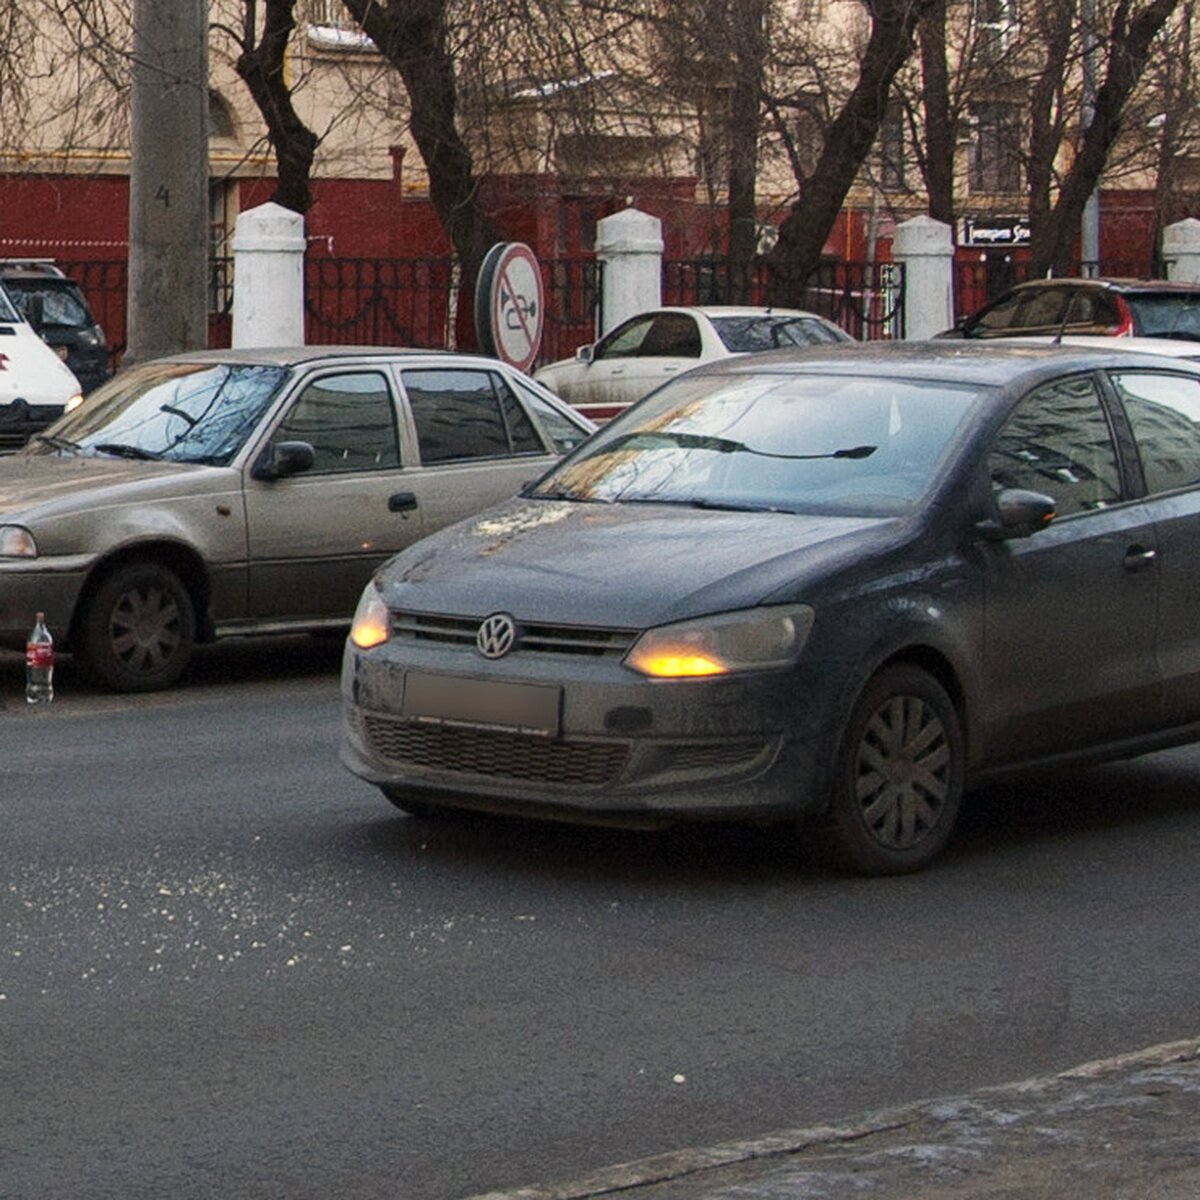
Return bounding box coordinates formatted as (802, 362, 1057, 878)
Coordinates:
(32, 434, 82, 454)
(604, 430, 877, 460)
(93, 442, 164, 461)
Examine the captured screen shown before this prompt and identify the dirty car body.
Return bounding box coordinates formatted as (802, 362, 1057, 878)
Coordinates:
(342, 341, 1200, 872)
(0, 347, 592, 691)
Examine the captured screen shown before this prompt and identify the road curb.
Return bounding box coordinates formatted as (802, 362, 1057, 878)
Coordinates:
(462, 1037, 1200, 1200)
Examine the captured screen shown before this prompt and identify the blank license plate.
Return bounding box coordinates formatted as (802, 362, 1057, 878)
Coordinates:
(401, 672, 561, 736)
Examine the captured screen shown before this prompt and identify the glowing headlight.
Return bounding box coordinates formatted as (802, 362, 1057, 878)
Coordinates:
(625, 604, 815, 678)
(0, 525, 38, 558)
(349, 582, 390, 649)
(65, 393, 85, 414)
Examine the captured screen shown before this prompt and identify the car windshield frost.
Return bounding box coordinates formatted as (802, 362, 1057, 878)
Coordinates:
(711, 316, 850, 352)
(26, 362, 290, 466)
(529, 372, 982, 515)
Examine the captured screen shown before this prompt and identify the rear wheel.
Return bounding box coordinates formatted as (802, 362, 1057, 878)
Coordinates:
(820, 665, 964, 874)
(78, 562, 196, 692)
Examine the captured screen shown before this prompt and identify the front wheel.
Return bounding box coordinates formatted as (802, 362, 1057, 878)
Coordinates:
(78, 562, 196, 692)
(819, 665, 964, 875)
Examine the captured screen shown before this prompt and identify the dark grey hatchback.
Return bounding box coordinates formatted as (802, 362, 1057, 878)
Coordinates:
(341, 341, 1200, 873)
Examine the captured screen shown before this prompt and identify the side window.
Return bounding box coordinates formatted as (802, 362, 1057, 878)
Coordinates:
(1014, 287, 1068, 330)
(972, 291, 1023, 334)
(1065, 290, 1120, 331)
(989, 375, 1122, 516)
(511, 377, 591, 453)
(272, 371, 399, 473)
(1113, 371, 1200, 495)
(402, 368, 542, 464)
(594, 315, 654, 361)
(639, 314, 702, 358)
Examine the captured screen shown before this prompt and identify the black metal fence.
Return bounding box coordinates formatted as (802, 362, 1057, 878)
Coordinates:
(663, 258, 905, 340)
(61, 251, 901, 376)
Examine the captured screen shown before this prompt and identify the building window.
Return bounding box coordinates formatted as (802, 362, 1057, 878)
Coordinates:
(973, 0, 1019, 66)
(969, 101, 1022, 194)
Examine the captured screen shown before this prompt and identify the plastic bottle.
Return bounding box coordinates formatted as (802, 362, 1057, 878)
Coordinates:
(25, 611, 54, 705)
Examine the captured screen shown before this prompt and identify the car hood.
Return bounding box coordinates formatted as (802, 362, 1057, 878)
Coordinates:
(376, 497, 907, 629)
(0, 453, 232, 520)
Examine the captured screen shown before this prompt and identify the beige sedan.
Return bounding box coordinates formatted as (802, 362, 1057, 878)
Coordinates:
(0, 347, 592, 691)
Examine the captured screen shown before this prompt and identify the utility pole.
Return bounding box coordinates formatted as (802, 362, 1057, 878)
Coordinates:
(1080, 0, 1101, 276)
(127, 0, 209, 364)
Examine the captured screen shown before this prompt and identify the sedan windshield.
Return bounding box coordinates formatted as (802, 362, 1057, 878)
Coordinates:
(711, 315, 851, 352)
(24, 361, 290, 466)
(529, 371, 983, 516)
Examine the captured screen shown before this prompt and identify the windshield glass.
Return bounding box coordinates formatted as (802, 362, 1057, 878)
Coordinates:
(1125, 294, 1200, 340)
(0, 285, 21, 323)
(25, 361, 290, 466)
(529, 371, 983, 516)
(6, 281, 92, 329)
(711, 315, 851, 352)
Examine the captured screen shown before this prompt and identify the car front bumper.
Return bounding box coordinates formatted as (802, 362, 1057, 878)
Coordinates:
(339, 635, 851, 825)
(0, 559, 90, 649)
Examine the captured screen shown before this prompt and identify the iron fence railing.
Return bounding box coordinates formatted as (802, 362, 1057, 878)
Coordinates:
(663, 258, 906, 341)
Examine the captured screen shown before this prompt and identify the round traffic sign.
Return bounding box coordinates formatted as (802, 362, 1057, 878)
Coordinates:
(474, 242, 545, 372)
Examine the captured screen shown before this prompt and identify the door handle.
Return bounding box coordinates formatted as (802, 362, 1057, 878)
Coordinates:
(1123, 545, 1157, 571)
(388, 492, 418, 513)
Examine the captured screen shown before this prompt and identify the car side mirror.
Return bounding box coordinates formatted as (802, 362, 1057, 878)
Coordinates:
(576, 344, 594, 364)
(975, 488, 1057, 540)
(252, 440, 316, 481)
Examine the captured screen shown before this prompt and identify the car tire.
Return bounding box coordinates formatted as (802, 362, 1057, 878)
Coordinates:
(819, 665, 964, 875)
(79, 562, 196, 692)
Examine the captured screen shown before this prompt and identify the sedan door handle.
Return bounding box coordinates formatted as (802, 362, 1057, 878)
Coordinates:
(1123, 545, 1157, 572)
(388, 492, 418, 513)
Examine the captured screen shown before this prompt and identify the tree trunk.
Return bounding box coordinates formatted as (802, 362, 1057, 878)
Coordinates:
(767, 0, 931, 303)
(727, 0, 767, 303)
(341, 0, 501, 296)
(235, 0, 319, 214)
(917, 0, 954, 226)
(1028, 0, 1181, 277)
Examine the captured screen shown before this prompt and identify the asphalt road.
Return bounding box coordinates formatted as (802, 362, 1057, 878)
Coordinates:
(2, 638, 1199, 1199)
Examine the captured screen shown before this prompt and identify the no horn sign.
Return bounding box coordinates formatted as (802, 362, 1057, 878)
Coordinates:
(474, 242, 545, 372)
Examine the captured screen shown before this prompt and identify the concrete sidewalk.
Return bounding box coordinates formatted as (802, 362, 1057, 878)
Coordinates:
(467, 1038, 1200, 1200)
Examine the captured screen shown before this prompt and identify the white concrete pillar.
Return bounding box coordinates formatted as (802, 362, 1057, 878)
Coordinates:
(595, 208, 663, 336)
(232, 202, 307, 347)
(1163, 219, 1200, 284)
(893, 216, 955, 340)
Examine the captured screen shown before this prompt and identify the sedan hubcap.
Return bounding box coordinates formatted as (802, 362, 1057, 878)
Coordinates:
(854, 695, 950, 849)
(110, 586, 181, 675)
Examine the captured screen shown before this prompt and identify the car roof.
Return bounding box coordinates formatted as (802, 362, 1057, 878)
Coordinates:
(1006, 277, 1200, 295)
(992, 334, 1200, 358)
(689, 337, 1200, 387)
(139, 346, 524, 370)
(655, 305, 832, 319)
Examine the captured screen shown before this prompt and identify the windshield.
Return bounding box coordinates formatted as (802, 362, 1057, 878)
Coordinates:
(0, 284, 20, 323)
(529, 371, 982, 516)
(711, 315, 851, 352)
(25, 361, 290, 466)
(1125, 294, 1200, 340)
(5, 281, 92, 329)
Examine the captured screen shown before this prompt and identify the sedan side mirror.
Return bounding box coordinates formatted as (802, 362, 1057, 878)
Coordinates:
(975, 488, 1057, 540)
(252, 440, 316, 481)
(575, 344, 595, 364)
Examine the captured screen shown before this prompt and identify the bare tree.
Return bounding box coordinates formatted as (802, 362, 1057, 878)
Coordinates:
(1028, 0, 1181, 275)
(767, 0, 933, 300)
(219, 0, 319, 213)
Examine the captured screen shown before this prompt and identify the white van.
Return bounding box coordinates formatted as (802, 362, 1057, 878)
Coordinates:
(0, 282, 83, 452)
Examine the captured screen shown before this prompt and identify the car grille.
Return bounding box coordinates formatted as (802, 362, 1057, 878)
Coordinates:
(390, 610, 637, 657)
(362, 714, 629, 787)
(0, 431, 27, 452)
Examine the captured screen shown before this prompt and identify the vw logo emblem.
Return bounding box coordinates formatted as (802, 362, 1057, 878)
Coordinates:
(476, 612, 517, 659)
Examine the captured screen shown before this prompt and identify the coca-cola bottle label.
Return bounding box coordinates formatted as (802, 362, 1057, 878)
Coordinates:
(26, 644, 54, 669)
